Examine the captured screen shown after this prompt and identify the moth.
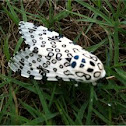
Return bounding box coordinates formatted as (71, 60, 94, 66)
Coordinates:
(8, 21, 106, 85)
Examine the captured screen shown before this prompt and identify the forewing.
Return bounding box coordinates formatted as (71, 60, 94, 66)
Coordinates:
(8, 48, 76, 81)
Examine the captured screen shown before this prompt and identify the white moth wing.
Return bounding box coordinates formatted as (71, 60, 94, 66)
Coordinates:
(19, 21, 77, 47)
(8, 21, 106, 83)
(19, 21, 83, 57)
(8, 48, 75, 81)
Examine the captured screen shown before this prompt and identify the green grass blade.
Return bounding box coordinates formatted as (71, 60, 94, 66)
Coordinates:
(49, 84, 56, 108)
(120, 94, 126, 102)
(67, 10, 113, 27)
(66, 0, 72, 11)
(104, 0, 115, 15)
(85, 14, 98, 34)
(0, 85, 13, 123)
(109, 69, 126, 85)
(4, 1, 19, 25)
(114, 1, 122, 20)
(13, 6, 49, 27)
(93, 108, 111, 124)
(115, 68, 126, 81)
(107, 33, 113, 66)
(0, 80, 10, 88)
(74, 101, 88, 124)
(55, 100, 69, 125)
(113, 24, 119, 65)
(116, 101, 126, 110)
(39, 0, 46, 7)
(74, 14, 98, 43)
(14, 37, 23, 54)
(24, 112, 58, 125)
(48, 0, 54, 27)
(20, 0, 27, 21)
(86, 86, 94, 125)
(3, 36, 10, 61)
(9, 86, 19, 124)
(75, 0, 112, 25)
(19, 100, 41, 118)
(77, 18, 111, 26)
(54, 11, 69, 22)
(6, 113, 30, 124)
(33, 80, 50, 115)
(0, 74, 36, 93)
(91, 0, 102, 8)
(0, 26, 6, 36)
(0, 96, 11, 123)
(87, 38, 108, 52)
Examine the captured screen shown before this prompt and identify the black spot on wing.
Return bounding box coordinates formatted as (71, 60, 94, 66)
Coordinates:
(64, 70, 73, 76)
(55, 48, 60, 52)
(75, 72, 91, 80)
(19, 61, 24, 66)
(32, 39, 37, 43)
(45, 56, 51, 60)
(32, 60, 36, 63)
(29, 53, 34, 57)
(27, 70, 31, 74)
(90, 61, 95, 66)
(56, 53, 62, 61)
(64, 62, 70, 67)
(94, 71, 101, 78)
(46, 48, 53, 51)
(38, 33, 42, 36)
(55, 76, 63, 81)
(73, 48, 79, 53)
(91, 56, 97, 61)
(41, 45, 45, 47)
(62, 44, 66, 48)
(97, 63, 103, 70)
(30, 35, 34, 38)
(67, 53, 73, 58)
(25, 55, 29, 59)
(80, 64, 84, 68)
(65, 50, 69, 53)
(42, 41, 46, 44)
(32, 47, 38, 53)
(53, 68, 57, 72)
(51, 59, 57, 64)
(65, 58, 72, 62)
(87, 68, 94, 72)
(38, 54, 42, 58)
(29, 63, 32, 66)
(59, 64, 63, 69)
(16, 69, 21, 74)
(48, 52, 54, 57)
(37, 58, 41, 62)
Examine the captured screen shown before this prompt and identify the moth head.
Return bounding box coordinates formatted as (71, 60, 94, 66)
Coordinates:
(87, 57, 106, 82)
(70, 54, 106, 83)
(82, 53, 106, 83)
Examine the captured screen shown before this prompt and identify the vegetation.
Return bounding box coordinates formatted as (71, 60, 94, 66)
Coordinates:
(0, 0, 126, 125)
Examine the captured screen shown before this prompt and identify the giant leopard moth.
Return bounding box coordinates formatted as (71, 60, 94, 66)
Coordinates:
(8, 21, 106, 85)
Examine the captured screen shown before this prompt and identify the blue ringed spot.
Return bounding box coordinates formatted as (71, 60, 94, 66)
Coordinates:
(80, 64, 84, 68)
(74, 55, 79, 60)
(71, 61, 76, 68)
(81, 58, 86, 63)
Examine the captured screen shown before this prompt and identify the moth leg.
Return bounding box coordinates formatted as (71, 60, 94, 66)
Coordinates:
(92, 82, 97, 86)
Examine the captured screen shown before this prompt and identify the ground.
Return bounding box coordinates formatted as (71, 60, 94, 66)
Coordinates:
(0, 0, 126, 125)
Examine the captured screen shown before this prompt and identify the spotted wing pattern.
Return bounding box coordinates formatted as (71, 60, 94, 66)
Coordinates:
(8, 21, 106, 83)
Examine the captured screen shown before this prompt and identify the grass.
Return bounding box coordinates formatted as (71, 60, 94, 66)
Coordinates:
(0, 0, 126, 125)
